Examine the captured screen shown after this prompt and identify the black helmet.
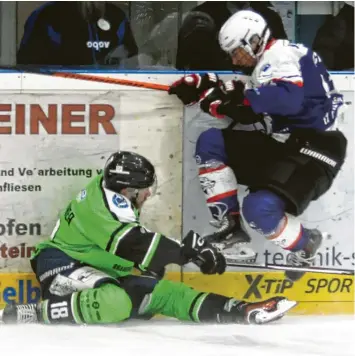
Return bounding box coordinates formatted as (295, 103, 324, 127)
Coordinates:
(103, 151, 156, 193)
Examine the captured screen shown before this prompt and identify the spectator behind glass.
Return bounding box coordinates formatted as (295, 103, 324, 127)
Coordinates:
(176, 1, 288, 71)
(313, 2, 354, 71)
(17, 1, 138, 68)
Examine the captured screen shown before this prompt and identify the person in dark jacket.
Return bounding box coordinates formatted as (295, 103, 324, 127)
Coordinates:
(17, 1, 138, 67)
(176, 1, 288, 70)
(313, 2, 354, 70)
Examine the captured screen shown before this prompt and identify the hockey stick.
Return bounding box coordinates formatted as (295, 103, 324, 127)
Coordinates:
(52, 71, 170, 91)
(0, 65, 170, 91)
(196, 254, 354, 276)
(224, 257, 355, 276)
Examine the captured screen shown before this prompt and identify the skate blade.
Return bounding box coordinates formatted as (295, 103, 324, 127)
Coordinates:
(255, 299, 298, 325)
(213, 238, 253, 251)
(223, 245, 257, 264)
(224, 253, 257, 264)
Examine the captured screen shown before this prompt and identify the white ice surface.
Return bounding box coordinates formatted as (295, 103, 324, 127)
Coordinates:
(1, 315, 354, 356)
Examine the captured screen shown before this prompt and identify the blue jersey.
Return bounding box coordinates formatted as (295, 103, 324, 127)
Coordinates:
(245, 40, 345, 135)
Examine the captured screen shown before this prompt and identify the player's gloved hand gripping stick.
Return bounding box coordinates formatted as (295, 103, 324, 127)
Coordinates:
(181, 230, 226, 275)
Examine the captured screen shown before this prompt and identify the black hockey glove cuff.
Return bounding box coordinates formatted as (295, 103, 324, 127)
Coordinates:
(199, 86, 227, 118)
(180, 230, 226, 275)
(196, 246, 226, 275)
(180, 230, 206, 262)
(199, 80, 247, 119)
(168, 73, 221, 105)
(223, 79, 245, 105)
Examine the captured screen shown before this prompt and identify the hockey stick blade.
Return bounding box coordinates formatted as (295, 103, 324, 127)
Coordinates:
(225, 258, 355, 276)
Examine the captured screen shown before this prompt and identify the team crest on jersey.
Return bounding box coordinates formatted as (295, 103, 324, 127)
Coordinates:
(112, 194, 129, 208)
(259, 63, 273, 79)
(76, 189, 87, 202)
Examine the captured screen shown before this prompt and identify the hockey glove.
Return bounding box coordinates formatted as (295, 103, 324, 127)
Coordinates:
(181, 230, 226, 275)
(223, 79, 245, 104)
(168, 73, 221, 105)
(199, 79, 246, 119)
(196, 246, 226, 275)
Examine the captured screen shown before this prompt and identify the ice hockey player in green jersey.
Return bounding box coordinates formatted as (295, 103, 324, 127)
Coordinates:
(1, 151, 297, 325)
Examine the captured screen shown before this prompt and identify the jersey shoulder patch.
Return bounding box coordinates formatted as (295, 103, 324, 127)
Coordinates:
(251, 41, 305, 88)
(103, 188, 137, 223)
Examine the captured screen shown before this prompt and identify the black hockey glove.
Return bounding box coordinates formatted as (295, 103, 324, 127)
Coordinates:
(181, 230, 226, 275)
(168, 73, 221, 106)
(223, 79, 245, 104)
(199, 79, 246, 119)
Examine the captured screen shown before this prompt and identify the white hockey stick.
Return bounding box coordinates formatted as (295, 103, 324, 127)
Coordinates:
(224, 257, 355, 276)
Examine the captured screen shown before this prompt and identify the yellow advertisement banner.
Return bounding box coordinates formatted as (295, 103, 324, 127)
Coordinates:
(0, 273, 40, 309)
(0, 272, 353, 315)
(170, 271, 354, 315)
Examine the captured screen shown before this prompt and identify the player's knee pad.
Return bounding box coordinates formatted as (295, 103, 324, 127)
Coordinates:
(79, 284, 132, 324)
(242, 190, 305, 250)
(195, 128, 227, 165)
(42, 283, 132, 325)
(242, 189, 286, 235)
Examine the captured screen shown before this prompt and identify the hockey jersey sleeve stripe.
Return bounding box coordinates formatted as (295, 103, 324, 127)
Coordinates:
(189, 293, 209, 322)
(106, 222, 138, 253)
(272, 78, 303, 87)
(111, 223, 139, 255)
(199, 165, 227, 175)
(72, 292, 84, 324)
(207, 189, 238, 203)
(279, 75, 302, 79)
(114, 227, 182, 273)
(139, 233, 162, 271)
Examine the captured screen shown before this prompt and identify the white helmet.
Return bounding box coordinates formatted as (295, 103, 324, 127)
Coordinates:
(219, 10, 271, 59)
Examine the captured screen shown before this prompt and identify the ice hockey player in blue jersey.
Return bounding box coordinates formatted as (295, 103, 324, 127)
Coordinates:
(168, 10, 348, 281)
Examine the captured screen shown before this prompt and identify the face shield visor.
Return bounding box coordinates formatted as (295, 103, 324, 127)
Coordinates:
(127, 174, 158, 209)
(147, 174, 158, 198)
(229, 35, 260, 69)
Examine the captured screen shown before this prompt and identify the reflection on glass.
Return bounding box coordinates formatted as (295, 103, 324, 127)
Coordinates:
(12, 1, 354, 71)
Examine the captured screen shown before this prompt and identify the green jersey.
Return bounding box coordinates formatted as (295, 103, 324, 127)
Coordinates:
(33, 174, 182, 278)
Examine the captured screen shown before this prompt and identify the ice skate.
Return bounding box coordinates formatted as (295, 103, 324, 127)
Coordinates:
(0, 303, 41, 324)
(204, 213, 257, 263)
(219, 296, 297, 325)
(285, 228, 324, 281)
